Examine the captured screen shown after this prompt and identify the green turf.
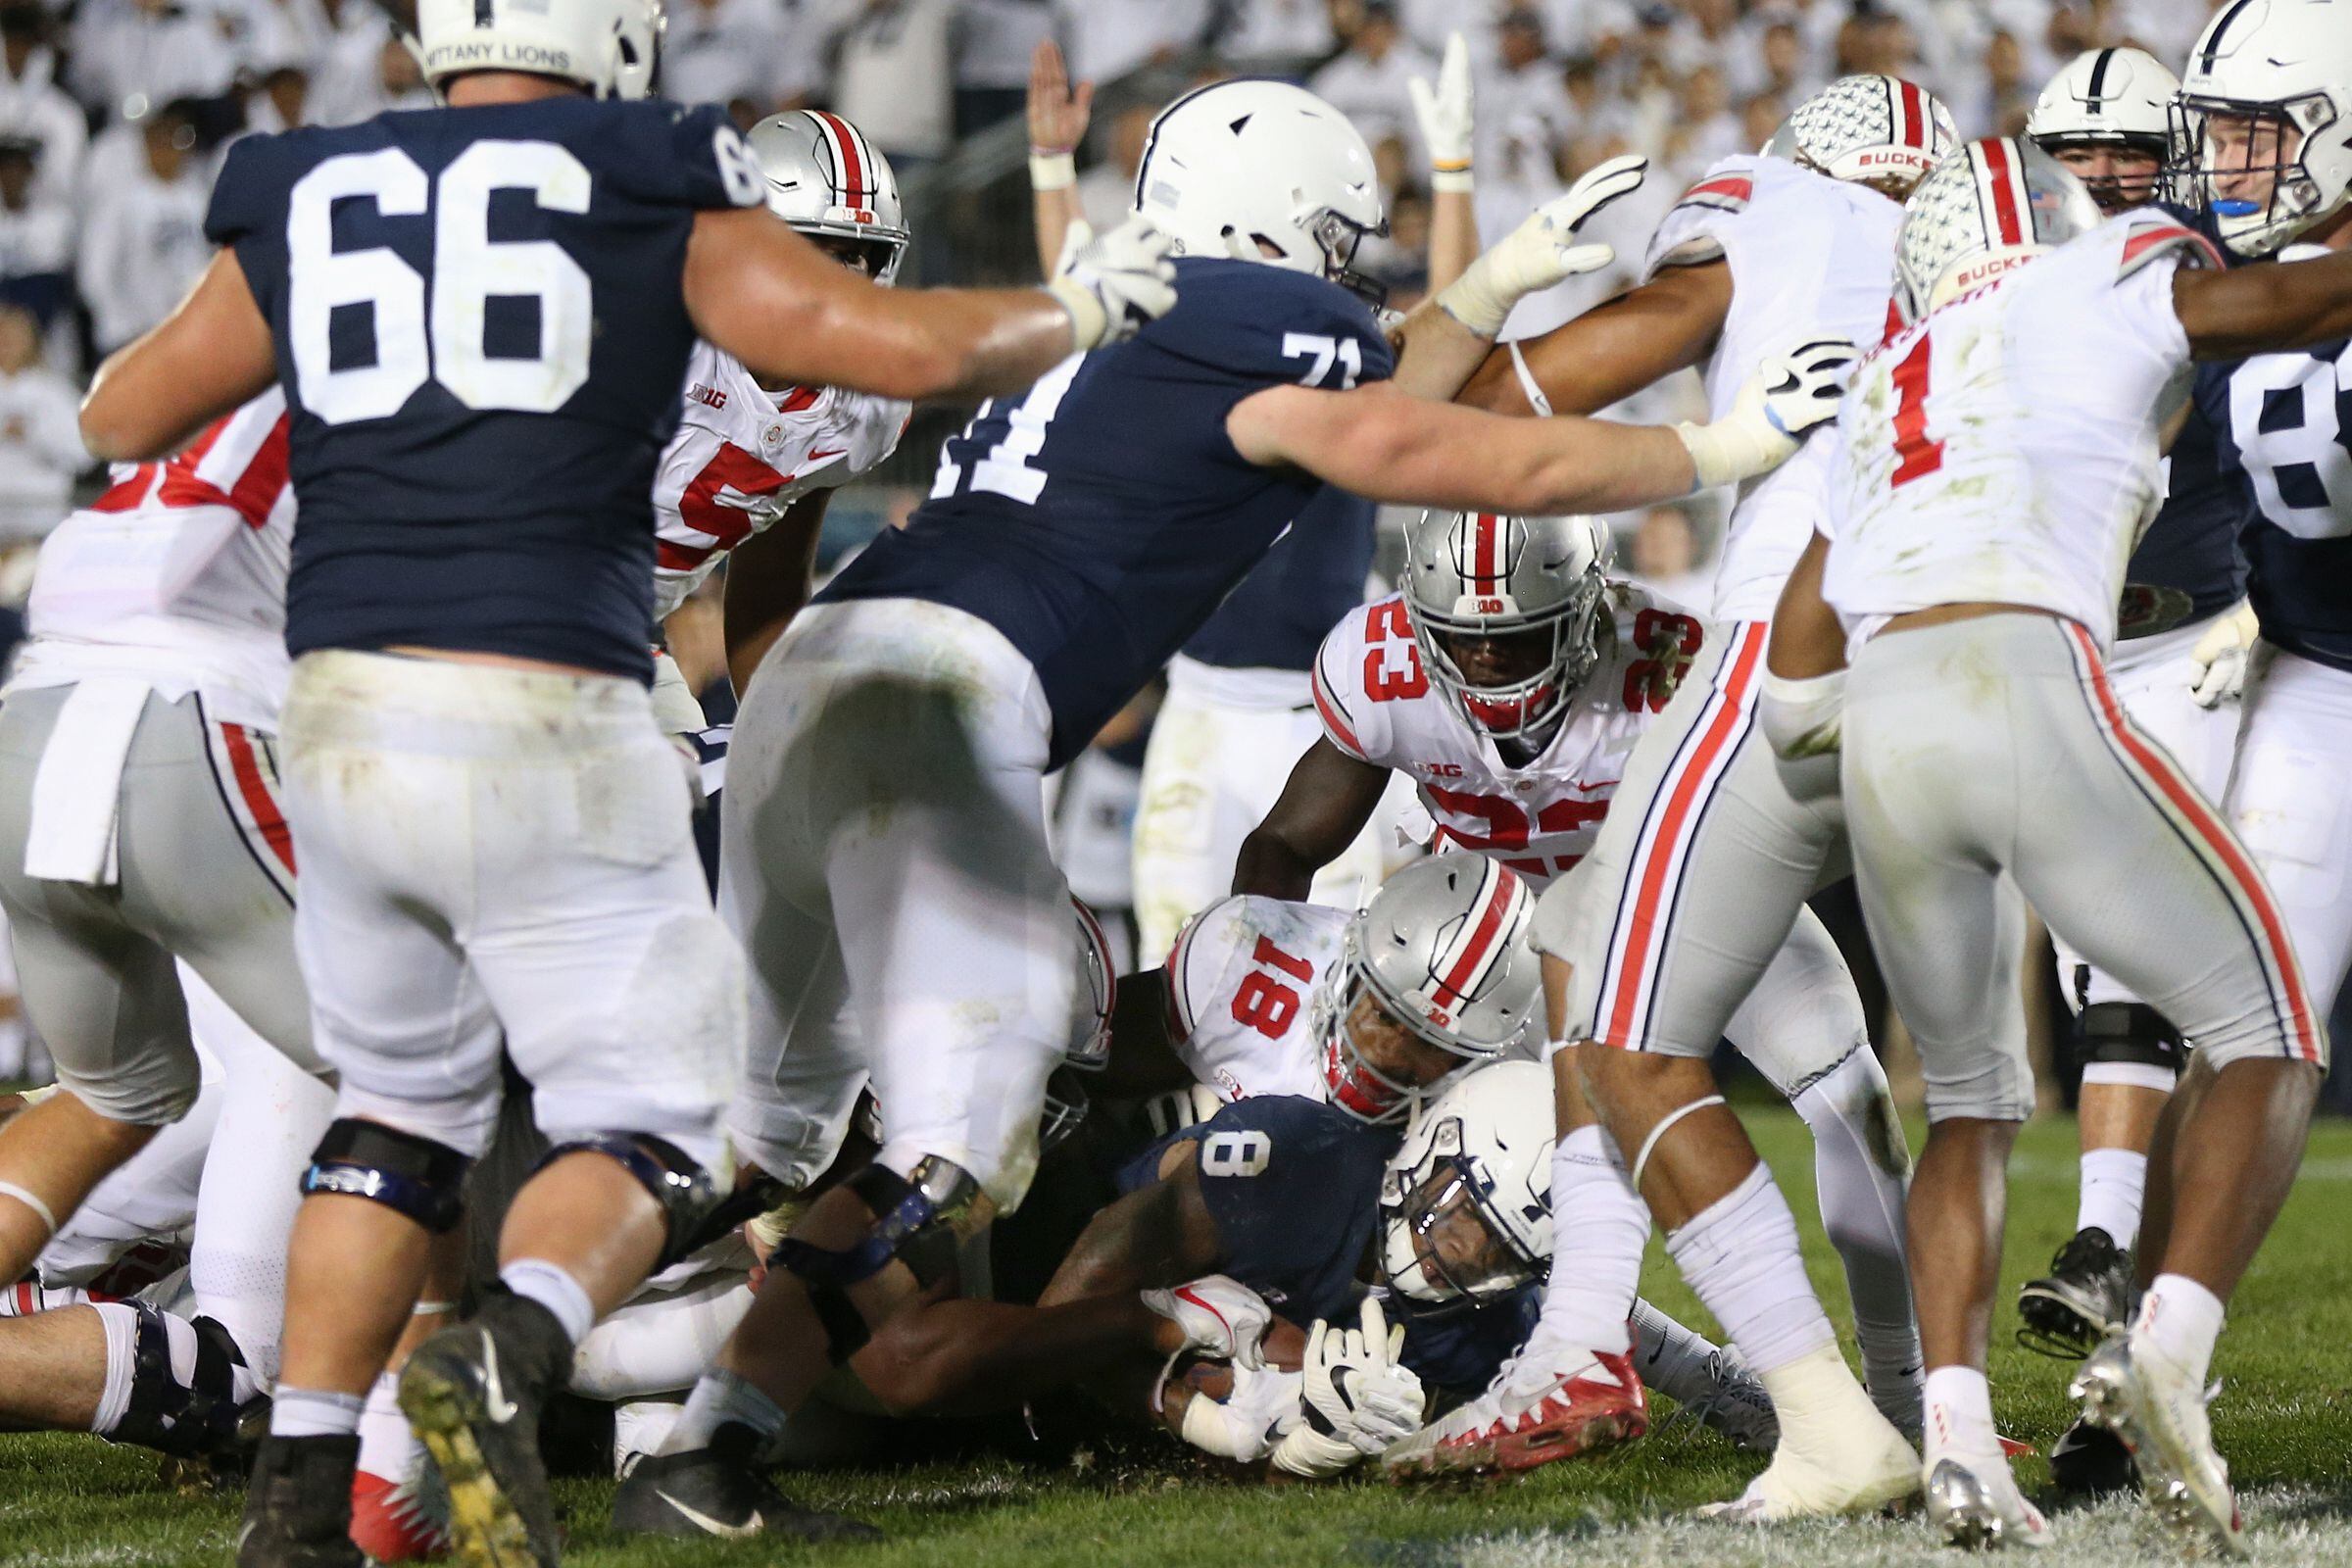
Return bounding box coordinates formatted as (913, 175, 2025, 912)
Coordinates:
(9, 1112, 2352, 1566)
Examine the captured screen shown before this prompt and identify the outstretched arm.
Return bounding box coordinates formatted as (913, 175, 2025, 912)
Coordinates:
(81, 250, 277, 462)
(1026, 39, 1093, 278)
(2177, 246, 2352, 362)
(1453, 258, 1733, 416)
(1232, 740, 1392, 901)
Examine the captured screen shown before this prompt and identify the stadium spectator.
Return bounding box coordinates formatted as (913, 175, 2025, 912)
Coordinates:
(76, 101, 214, 356)
(0, 138, 72, 343)
(1308, 1, 1433, 158)
(1054, 0, 1212, 86)
(663, 0, 812, 126)
(1218, 0, 1337, 61)
(956, 0, 1054, 135)
(68, 0, 250, 124)
(0, 303, 80, 542)
(0, 6, 82, 201)
(831, 0, 957, 165)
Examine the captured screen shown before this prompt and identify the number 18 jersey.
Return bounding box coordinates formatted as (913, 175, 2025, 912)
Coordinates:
(1825, 213, 2220, 652)
(1164, 894, 1350, 1106)
(204, 98, 763, 683)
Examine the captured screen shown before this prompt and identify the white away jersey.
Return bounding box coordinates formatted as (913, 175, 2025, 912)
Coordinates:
(1825, 213, 2214, 652)
(1311, 583, 1709, 885)
(650, 342, 909, 619)
(15, 387, 293, 728)
(1644, 156, 1904, 621)
(1165, 895, 1350, 1105)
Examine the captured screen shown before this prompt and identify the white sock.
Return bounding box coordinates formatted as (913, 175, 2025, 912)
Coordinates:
(1531, 1125, 1644, 1359)
(356, 1370, 420, 1482)
(1628, 1298, 1728, 1405)
(661, 1368, 789, 1455)
(89, 1301, 153, 1436)
(1789, 1049, 1921, 1420)
(2133, 1273, 2225, 1388)
(502, 1259, 595, 1346)
(270, 1386, 367, 1439)
(2076, 1148, 2149, 1250)
(1922, 1364, 1998, 1461)
(1665, 1163, 1838, 1376)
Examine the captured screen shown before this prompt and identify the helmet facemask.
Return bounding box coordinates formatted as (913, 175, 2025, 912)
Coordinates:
(2035, 135, 2169, 215)
(1309, 933, 1485, 1126)
(1408, 569, 1603, 746)
(2170, 93, 2344, 257)
(1379, 1124, 1545, 1310)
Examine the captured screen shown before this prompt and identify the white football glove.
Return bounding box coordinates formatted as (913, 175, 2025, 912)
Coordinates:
(1271, 1298, 1428, 1476)
(1678, 338, 1857, 489)
(2190, 600, 2260, 708)
(1434, 155, 1648, 338)
(1176, 1362, 1302, 1462)
(1407, 31, 1474, 193)
(1142, 1274, 1272, 1370)
(1047, 216, 1178, 350)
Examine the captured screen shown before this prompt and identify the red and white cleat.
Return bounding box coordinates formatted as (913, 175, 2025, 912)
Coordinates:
(350, 1466, 450, 1564)
(1383, 1347, 1647, 1477)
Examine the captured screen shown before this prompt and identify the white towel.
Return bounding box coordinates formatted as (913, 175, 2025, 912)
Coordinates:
(24, 676, 150, 885)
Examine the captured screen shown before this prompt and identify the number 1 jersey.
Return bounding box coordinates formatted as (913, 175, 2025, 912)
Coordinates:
(204, 98, 762, 682)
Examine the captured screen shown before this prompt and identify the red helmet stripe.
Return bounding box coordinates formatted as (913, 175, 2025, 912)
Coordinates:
(1898, 80, 1928, 149)
(1429, 862, 1520, 1008)
(1474, 514, 1500, 587)
(1980, 138, 2026, 247)
(811, 110, 867, 204)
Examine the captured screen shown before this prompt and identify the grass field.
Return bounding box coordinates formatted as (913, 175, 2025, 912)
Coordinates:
(9, 1110, 2352, 1567)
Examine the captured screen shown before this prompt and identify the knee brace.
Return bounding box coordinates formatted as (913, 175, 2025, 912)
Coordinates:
(300, 1118, 470, 1233)
(106, 1305, 262, 1460)
(535, 1133, 717, 1268)
(2075, 1003, 2185, 1078)
(773, 1156, 979, 1366)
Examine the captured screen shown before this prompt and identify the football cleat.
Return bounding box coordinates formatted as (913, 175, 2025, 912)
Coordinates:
(2018, 1228, 2133, 1358)
(2048, 1414, 2136, 1497)
(237, 1434, 365, 1568)
(1925, 1455, 2053, 1549)
(350, 1464, 452, 1563)
(2071, 1337, 2244, 1556)
(1383, 1346, 1646, 1477)
(395, 1289, 570, 1568)
(610, 1422, 876, 1543)
(1696, 1397, 1919, 1522)
(1141, 1275, 1272, 1369)
(1670, 1348, 1779, 1453)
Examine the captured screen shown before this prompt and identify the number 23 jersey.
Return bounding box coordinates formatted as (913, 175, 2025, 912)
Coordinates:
(205, 98, 763, 683)
(1309, 582, 1708, 885)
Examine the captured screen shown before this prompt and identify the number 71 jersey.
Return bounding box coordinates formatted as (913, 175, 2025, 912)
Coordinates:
(204, 98, 765, 683)
(1310, 583, 1707, 886)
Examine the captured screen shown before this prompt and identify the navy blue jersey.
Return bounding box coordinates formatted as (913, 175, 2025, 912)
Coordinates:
(206, 99, 761, 681)
(818, 258, 1395, 766)
(1180, 488, 1377, 671)
(1391, 1283, 1540, 1402)
(2195, 338, 2352, 673)
(1116, 1095, 1394, 1323)
(2118, 400, 2249, 639)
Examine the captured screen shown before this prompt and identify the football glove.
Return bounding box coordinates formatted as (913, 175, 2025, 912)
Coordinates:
(1142, 1274, 1272, 1370)
(1434, 155, 1647, 337)
(2189, 600, 2260, 708)
(1407, 32, 1474, 193)
(1272, 1297, 1428, 1476)
(1678, 338, 1856, 489)
(1177, 1362, 1302, 1462)
(1047, 216, 1178, 350)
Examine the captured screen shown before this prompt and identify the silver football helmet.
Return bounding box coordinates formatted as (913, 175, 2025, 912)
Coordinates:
(1380, 1060, 1554, 1307)
(1893, 137, 2103, 324)
(1765, 74, 1960, 197)
(1039, 897, 1117, 1152)
(1308, 857, 1541, 1126)
(747, 109, 909, 284)
(2170, 0, 2352, 258)
(1401, 511, 1609, 745)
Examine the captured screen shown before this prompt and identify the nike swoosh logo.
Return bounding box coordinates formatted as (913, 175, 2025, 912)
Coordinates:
(1173, 1286, 1231, 1348)
(479, 1333, 520, 1425)
(808, 448, 847, 462)
(658, 1491, 761, 1539)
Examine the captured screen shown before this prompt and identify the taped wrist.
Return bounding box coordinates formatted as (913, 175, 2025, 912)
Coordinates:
(1430, 161, 1473, 194)
(1029, 149, 1076, 190)
(1044, 276, 1107, 351)
(1676, 414, 1792, 490)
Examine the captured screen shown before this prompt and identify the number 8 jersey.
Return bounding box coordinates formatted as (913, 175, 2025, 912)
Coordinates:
(204, 99, 764, 683)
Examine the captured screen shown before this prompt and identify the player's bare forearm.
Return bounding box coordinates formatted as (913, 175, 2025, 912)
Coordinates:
(1231, 741, 1388, 899)
(2178, 247, 2352, 361)
(687, 207, 1081, 402)
(1767, 530, 1846, 679)
(81, 250, 277, 462)
(1037, 1156, 1221, 1307)
(852, 1291, 1167, 1416)
(722, 491, 829, 694)
(1454, 260, 1731, 416)
(1428, 188, 1478, 294)
(1389, 299, 1502, 402)
(1032, 184, 1086, 279)
(1230, 383, 1697, 514)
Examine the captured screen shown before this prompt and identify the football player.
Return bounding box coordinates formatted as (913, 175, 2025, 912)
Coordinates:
(74, 0, 1188, 1557)
(1817, 135, 2352, 1549)
(1240, 508, 1918, 1455)
(1383, 75, 1956, 1513)
(633, 74, 1854, 1542)
(2016, 43, 2255, 1370)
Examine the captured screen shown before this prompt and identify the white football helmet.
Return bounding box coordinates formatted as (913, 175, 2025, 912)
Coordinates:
(1308, 856, 1541, 1125)
(1400, 511, 1609, 745)
(1765, 74, 1960, 196)
(414, 0, 661, 100)
(1133, 78, 1387, 301)
(747, 109, 909, 285)
(2029, 48, 2179, 215)
(1379, 1059, 1554, 1307)
(1893, 137, 2104, 324)
(2172, 0, 2352, 258)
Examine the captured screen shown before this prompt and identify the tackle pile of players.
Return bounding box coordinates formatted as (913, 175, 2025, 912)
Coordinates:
(0, 0, 2349, 1559)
